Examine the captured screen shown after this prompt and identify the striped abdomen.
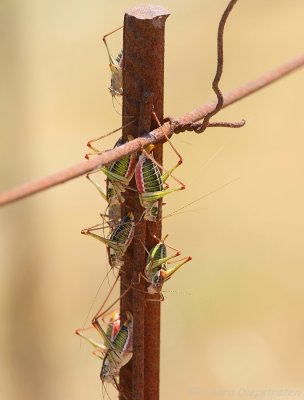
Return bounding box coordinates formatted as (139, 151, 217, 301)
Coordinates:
(105, 312, 120, 344)
(107, 155, 132, 180)
(112, 325, 130, 353)
(100, 324, 131, 380)
(116, 50, 123, 67)
(110, 213, 134, 247)
(147, 243, 167, 276)
(150, 243, 167, 265)
(107, 137, 136, 181)
(135, 155, 163, 193)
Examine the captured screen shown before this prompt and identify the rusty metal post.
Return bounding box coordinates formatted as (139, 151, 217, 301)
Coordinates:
(120, 5, 170, 400)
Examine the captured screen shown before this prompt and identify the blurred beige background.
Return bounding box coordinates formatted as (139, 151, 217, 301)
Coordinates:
(1, 1, 304, 399)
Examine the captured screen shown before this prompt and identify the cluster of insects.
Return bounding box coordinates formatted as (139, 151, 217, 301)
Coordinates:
(75, 28, 191, 397)
(73, 1, 246, 397)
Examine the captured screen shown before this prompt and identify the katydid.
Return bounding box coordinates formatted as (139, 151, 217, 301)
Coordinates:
(81, 212, 135, 268)
(139, 235, 192, 300)
(86, 133, 138, 207)
(135, 143, 185, 221)
(76, 276, 133, 391)
(134, 111, 186, 221)
(102, 27, 123, 99)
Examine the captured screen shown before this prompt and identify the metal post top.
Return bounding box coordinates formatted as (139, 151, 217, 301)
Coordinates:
(126, 4, 170, 20)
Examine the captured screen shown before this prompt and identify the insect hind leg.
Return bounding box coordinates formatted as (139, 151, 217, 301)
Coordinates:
(102, 26, 123, 66)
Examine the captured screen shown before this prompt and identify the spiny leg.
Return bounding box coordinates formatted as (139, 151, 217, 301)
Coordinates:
(79, 275, 131, 361)
(125, 275, 164, 303)
(76, 278, 133, 389)
(102, 26, 123, 101)
(152, 110, 185, 185)
(144, 236, 183, 278)
(81, 225, 125, 269)
(102, 26, 123, 66)
(152, 110, 183, 162)
(99, 202, 122, 230)
(81, 220, 112, 236)
(141, 256, 192, 299)
(86, 173, 107, 201)
(92, 348, 107, 361)
(141, 147, 185, 191)
(76, 275, 121, 349)
(151, 252, 180, 268)
(93, 274, 120, 322)
(75, 324, 107, 352)
(86, 119, 135, 154)
(140, 182, 185, 203)
(80, 265, 122, 334)
(152, 233, 181, 253)
(86, 132, 137, 207)
(81, 230, 124, 260)
(98, 211, 135, 235)
(81, 220, 130, 253)
(75, 334, 107, 356)
(165, 256, 192, 280)
(92, 277, 132, 349)
(93, 284, 132, 326)
(86, 169, 125, 207)
(147, 250, 181, 272)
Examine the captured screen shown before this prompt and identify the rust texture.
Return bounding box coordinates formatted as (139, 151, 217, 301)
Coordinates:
(120, 5, 170, 400)
(1, 52, 304, 206)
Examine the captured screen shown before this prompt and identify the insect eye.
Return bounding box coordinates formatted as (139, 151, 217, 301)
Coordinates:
(151, 205, 159, 218)
(152, 272, 163, 285)
(109, 250, 117, 263)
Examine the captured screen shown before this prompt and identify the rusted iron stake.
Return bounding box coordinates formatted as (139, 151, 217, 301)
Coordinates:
(120, 5, 170, 400)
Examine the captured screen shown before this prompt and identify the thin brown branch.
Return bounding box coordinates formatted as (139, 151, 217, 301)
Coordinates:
(0, 52, 304, 207)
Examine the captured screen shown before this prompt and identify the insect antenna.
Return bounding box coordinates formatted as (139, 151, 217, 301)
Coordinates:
(117, 381, 133, 400)
(102, 26, 123, 62)
(118, 275, 154, 298)
(163, 177, 240, 220)
(102, 380, 111, 400)
(137, 237, 151, 258)
(112, 94, 123, 115)
(162, 289, 193, 296)
(94, 279, 132, 323)
(151, 234, 181, 254)
(80, 265, 119, 336)
(112, 375, 120, 392)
